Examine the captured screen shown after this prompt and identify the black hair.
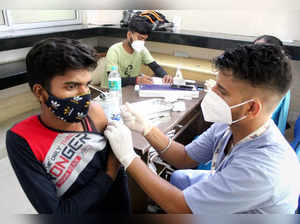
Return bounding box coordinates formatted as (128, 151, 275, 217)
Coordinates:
(214, 44, 292, 96)
(254, 35, 283, 46)
(27, 37, 98, 91)
(128, 15, 153, 35)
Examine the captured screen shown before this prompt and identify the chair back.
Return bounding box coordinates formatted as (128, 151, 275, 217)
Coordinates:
(271, 90, 290, 135)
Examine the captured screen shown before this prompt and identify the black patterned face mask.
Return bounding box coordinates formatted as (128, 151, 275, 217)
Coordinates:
(45, 91, 91, 123)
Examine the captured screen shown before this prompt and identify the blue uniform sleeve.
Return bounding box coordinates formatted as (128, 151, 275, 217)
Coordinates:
(185, 123, 219, 165)
(6, 130, 115, 214)
(183, 153, 275, 214)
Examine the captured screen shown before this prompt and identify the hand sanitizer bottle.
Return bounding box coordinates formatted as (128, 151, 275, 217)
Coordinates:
(173, 65, 186, 85)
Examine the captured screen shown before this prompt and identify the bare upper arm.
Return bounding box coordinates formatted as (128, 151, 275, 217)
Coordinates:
(88, 101, 108, 132)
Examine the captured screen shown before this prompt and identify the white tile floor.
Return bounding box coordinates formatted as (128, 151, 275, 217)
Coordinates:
(0, 109, 39, 159)
(0, 109, 39, 214)
(0, 157, 36, 214)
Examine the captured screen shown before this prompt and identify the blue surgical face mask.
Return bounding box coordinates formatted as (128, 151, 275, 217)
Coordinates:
(45, 91, 91, 123)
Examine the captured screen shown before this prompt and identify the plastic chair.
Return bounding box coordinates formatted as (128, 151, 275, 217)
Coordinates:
(271, 91, 290, 135)
(297, 197, 300, 214)
(289, 114, 300, 214)
(290, 115, 300, 154)
(196, 161, 211, 170)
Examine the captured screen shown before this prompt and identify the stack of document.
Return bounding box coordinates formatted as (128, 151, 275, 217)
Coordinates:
(131, 99, 173, 120)
(138, 84, 199, 99)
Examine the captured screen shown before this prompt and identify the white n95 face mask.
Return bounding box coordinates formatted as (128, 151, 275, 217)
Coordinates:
(200, 90, 254, 124)
(131, 40, 145, 53)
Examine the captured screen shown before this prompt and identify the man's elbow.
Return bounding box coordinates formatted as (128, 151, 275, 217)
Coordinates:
(164, 200, 192, 214)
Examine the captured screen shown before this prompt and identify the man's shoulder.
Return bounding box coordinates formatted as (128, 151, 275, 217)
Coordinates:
(190, 123, 228, 146)
(253, 120, 292, 150)
(10, 115, 40, 133)
(7, 115, 56, 162)
(234, 121, 298, 170)
(108, 42, 123, 52)
(141, 47, 154, 59)
(142, 46, 151, 54)
(10, 115, 58, 145)
(211, 122, 229, 131)
(106, 42, 126, 61)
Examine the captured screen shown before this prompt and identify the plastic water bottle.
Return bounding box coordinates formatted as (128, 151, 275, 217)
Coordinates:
(108, 65, 122, 121)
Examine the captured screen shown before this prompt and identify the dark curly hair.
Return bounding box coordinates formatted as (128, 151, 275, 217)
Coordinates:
(128, 15, 153, 35)
(214, 44, 292, 96)
(27, 37, 98, 91)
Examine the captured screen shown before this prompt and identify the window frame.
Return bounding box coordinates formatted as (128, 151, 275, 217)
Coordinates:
(0, 10, 82, 31)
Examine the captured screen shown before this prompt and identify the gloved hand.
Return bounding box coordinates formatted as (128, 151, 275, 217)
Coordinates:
(121, 102, 153, 136)
(104, 120, 138, 170)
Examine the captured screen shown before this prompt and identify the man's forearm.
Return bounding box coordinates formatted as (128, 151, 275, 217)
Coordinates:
(147, 61, 167, 78)
(127, 157, 192, 213)
(145, 126, 198, 169)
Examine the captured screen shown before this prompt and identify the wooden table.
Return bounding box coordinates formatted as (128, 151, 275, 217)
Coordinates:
(121, 85, 211, 154)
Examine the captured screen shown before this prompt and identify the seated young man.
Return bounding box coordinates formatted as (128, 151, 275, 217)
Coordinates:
(104, 15, 173, 87)
(6, 38, 130, 214)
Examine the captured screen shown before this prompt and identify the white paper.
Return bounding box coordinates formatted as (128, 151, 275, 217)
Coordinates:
(152, 77, 163, 85)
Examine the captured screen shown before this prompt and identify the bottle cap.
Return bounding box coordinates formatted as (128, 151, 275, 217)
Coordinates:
(111, 65, 118, 71)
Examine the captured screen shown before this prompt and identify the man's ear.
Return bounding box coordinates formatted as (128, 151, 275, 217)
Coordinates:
(32, 84, 47, 104)
(248, 99, 262, 118)
(126, 31, 131, 40)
